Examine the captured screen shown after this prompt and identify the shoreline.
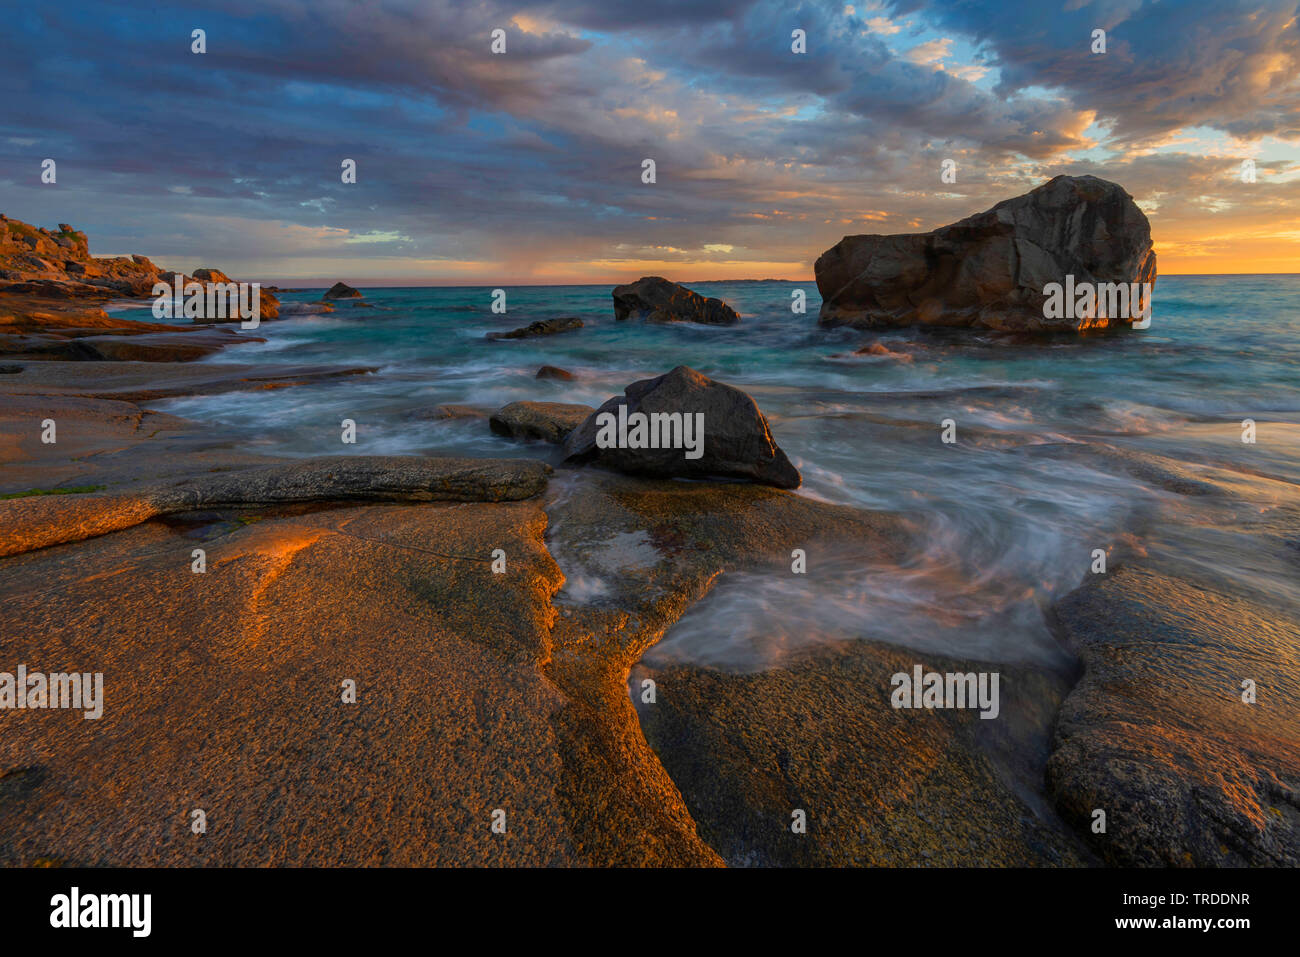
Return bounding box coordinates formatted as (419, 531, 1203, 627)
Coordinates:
(1, 269, 1298, 866)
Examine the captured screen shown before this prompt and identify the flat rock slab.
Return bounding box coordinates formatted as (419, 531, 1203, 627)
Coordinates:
(63, 329, 264, 362)
(1037, 440, 1300, 865)
(1048, 555, 1300, 866)
(0, 360, 377, 401)
(0, 455, 552, 558)
(0, 501, 577, 865)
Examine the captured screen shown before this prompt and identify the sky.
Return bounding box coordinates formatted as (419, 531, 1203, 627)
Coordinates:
(0, 0, 1297, 284)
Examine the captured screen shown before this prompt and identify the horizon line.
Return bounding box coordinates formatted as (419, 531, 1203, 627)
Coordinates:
(252, 272, 1300, 288)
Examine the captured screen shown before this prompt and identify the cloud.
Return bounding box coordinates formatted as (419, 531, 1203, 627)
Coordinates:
(0, 0, 1293, 280)
(906, 37, 952, 67)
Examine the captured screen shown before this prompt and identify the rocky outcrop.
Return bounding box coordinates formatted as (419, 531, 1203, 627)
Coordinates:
(0, 218, 90, 281)
(612, 277, 740, 325)
(0, 292, 271, 362)
(815, 175, 1156, 332)
(0, 215, 280, 315)
(487, 317, 583, 340)
(323, 281, 362, 299)
(490, 401, 594, 444)
(563, 366, 800, 488)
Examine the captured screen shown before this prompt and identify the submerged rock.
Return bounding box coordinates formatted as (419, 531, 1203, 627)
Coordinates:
(487, 317, 583, 340)
(815, 175, 1156, 332)
(277, 301, 335, 316)
(490, 401, 594, 444)
(612, 276, 740, 325)
(323, 281, 362, 299)
(563, 365, 800, 489)
(536, 365, 575, 381)
(421, 404, 489, 420)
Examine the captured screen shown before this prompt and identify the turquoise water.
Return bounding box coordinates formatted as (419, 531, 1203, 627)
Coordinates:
(136, 277, 1300, 670)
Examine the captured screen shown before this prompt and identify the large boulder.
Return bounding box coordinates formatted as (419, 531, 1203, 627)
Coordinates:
(490, 401, 595, 444)
(612, 277, 740, 325)
(815, 175, 1156, 332)
(562, 366, 800, 489)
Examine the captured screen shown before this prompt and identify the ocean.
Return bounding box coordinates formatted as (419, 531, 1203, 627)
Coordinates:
(122, 276, 1300, 673)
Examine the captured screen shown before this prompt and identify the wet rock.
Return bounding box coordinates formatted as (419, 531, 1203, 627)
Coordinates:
(847, 340, 914, 362)
(277, 301, 336, 316)
(423, 404, 489, 420)
(537, 365, 575, 381)
(191, 267, 280, 321)
(612, 277, 740, 325)
(0, 359, 377, 402)
(490, 401, 594, 444)
(487, 318, 583, 340)
(563, 365, 800, 489)
(0, 455, 553, 558)
(815, 175, 1156, 332)
(1047, 559, 1300, 866)
(64, 329, 264, 362)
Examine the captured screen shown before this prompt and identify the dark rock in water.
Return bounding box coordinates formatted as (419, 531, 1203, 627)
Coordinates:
(490, 401, 594, 444)
(422, 404, 489, 420)
(323, 281, 362, 300)
(537, 365, 575, 381)
(277, 301, 335, 316)
(843, 340, 914, 362)
(487, 317, 583, 340)
(563, 365, 800, 489)
(815, 175, 1156, 332)
(612, 277, 740, 325)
